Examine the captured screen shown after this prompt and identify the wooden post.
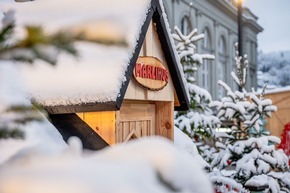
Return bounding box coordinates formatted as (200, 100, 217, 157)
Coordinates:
(156, 101, 174, 140)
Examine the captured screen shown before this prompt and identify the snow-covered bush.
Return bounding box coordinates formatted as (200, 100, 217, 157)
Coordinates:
(172, 26, 220, 161)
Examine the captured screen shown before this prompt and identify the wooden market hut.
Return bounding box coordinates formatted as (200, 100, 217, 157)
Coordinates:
(16, 0, 189, 150)
(263, 88, 290, 139)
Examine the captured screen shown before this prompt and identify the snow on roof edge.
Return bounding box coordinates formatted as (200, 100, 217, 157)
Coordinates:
(158, 0, 190, 102)
(264, 86, 290, 95)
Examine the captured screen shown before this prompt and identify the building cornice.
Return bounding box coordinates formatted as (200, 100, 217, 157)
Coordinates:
(209, 0, 263, 33)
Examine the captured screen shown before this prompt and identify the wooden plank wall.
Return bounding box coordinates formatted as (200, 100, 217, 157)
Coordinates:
(156, 101, 174, 140)
(77, 112, 116, 145)
(116, 102, 155, 143)
(264, 90, 290, 138)
(124, 20, 176, 103)
(122, 19, 176, 141)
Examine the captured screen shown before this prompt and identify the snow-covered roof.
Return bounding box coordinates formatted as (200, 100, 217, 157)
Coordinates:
(265, 86, 290, 95)
(0, 0, 189, 114)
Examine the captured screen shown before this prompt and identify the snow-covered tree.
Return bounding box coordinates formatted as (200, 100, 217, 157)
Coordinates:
(209, 44, 290, 193)
(210, 44, 277, 145)
(172, 26, 220, 163)
(211, 136, 290, 193)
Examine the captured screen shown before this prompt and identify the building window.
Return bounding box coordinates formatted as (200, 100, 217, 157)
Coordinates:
(202, 28, 212, 91)
(203, 28, 211, 50)
(251, 42, 256, 66)
(250, 69, 256, 89)
(202, 60, 210, 90)
(181, 16, 192, 35)
(217, 36, 227, 99)
(218, 36, 226, 55)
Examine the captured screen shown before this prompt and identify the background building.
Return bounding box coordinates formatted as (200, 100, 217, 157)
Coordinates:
(163, 0, 263, 99)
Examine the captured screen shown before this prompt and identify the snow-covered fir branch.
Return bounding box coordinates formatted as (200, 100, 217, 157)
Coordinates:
(172, 26, 221, 165)
(172, 26, 214, 66)
(209, 44, 290, 193)
(210, 136, 289, 193)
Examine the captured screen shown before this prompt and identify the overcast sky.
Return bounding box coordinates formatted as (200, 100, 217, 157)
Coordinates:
(243, 0, 290, 53)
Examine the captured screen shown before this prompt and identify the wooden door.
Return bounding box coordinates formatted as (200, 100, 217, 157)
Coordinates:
(116, 102, 155, 143)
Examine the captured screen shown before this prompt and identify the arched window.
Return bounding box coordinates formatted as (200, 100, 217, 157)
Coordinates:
(203, 28, 211, 50)
(181, 16, 192, 35)
(218, 36, 226, 55)
(201, 27, 212, 91)
(217, 36, 227, 99)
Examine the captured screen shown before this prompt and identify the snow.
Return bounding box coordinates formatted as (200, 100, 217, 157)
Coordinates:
(0, 62, 67, 164)
(0, 0, 152, 106)
(0, 133, 214, 193)
(264, 85, 290, 94)
(245, 174, 268, 187)
(0, 119, 67, 164)
(19, 42, 132, 106)
(0, 62, 29, 111)
(1, 0, 150, 44)
(188, 84, 212, 102)
(174, 126, 199, 155)
(174, 127, 209, 168)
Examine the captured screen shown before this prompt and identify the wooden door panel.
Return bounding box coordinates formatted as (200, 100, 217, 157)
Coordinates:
(117, 103, 155, 143)
(118, 119, 153, 142)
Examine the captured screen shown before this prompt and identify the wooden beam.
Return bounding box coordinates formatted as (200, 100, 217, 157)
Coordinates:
(49, 113, 109, 150)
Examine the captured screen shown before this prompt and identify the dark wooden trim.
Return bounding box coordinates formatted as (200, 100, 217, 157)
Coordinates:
(153, 2, 189, 111)
(45, 102, 118, 114)
(49, 113, 109, 150)
(116, 2, 156, 109)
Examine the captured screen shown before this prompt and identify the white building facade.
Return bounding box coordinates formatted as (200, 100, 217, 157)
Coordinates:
(163, 0, 263, 99)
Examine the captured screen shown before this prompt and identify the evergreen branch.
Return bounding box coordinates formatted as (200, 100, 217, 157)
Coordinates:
(84, 37, 128, 47)
(5, 105, 40, 113)
(11, 116, 43, 125)
(3, 105, 45, 126)
(0, 24, 14, 46)
(0, 127, 24, 139)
